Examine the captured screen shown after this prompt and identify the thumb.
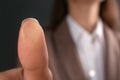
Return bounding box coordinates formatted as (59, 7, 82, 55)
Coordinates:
(18, 18, 52, 80)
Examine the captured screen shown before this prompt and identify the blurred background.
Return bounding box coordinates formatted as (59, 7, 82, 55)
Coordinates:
(0, 0, 120, 71)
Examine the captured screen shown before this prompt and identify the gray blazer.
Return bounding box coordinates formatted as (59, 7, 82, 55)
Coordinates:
(45, 20, 120, 80)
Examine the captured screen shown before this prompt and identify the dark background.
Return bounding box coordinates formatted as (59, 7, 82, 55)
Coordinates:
(0, 0, 120, 71)
(0, 0, 53, 71)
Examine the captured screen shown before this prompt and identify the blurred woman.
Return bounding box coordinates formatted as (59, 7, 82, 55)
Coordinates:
(45, 0, 120, 80)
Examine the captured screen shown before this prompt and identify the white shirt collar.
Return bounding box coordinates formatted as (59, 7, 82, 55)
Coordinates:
(66, 15, 104, 44)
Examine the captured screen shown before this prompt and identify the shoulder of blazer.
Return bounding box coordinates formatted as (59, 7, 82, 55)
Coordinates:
(105, 24, 120, 43)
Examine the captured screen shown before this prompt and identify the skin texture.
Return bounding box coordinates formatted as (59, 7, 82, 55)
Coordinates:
(0, 18, 52, 80)
(68, 0, 103, 32)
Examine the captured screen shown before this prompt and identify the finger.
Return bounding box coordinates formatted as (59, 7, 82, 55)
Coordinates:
(0, 68, 23, 80)
(18, 18, 52, 80)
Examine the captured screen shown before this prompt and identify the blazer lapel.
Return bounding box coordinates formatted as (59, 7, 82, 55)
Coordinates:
(53, 20, 119, 80)
(104, 26, 119, 80)
(53, 20, 87, 80)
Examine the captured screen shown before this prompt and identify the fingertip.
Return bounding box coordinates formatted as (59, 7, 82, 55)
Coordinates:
(20, 18, 43, 33)
(19, 18, 44, 42)
(21, 18, 40, 26)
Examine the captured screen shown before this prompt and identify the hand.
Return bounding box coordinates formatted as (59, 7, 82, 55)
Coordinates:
(0, 18, 52, 80)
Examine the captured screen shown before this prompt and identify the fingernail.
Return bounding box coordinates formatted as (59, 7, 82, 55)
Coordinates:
(21, 18, 40, 26)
